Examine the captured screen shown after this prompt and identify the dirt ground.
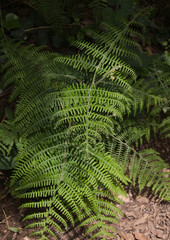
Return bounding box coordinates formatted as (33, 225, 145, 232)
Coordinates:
(0, 134, 169, 240)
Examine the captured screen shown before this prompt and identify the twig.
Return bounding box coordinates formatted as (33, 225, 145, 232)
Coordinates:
(1, 115, 6, 123)
(25, 24, 75, 32)
(25, 26, 51, 32)
(0, 5, 7, 41)
(0, 86, 13, 96)
(2, 232, 9, 240)
(0, 216, 12, 224)
(2, 209, 9, 227)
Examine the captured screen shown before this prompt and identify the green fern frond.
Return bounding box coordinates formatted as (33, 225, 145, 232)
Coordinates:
(160, 117, 170, 138)
(142, 54, 170, 116)
(89, 0, 108, 19)
(130, 78, 164, 114)
(30, 0, 68, 28)
(108, 136, 170, 200)
(97, 22, 143, 53)
(80, 190, 122, 239)
(10, 127, 128, 239)
(55, 20, 141, 88)
(0, 121, 19, 162)
(0, 40, 81, 102)
(114, 118, 152, 147)
(0, 41, 56, 101)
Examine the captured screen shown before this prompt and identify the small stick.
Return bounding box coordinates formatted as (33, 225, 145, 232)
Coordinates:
(25, 26, 51, 32)
(2, 209, 9, 227)
(2, 232, 9, 240)
(0, 215, 12, 224)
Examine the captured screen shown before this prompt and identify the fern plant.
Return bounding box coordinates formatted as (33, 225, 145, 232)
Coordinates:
(30, 0, 69, 29)
(30, 0, 109, 29)
(89, 0, 108, 20)
(150, 53, 170, 136)
(0, 15, 169, 240)
(129, 51, 170, 138)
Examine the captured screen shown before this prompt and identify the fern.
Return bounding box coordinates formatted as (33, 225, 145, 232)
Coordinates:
(0, 15, 169, 240)
(128, 52, 170, 139)
(0, 122, 18, 155)
(30, 0, 68, 28)
(89, 0, 108, 20)
(160, 117, 170, 138)
(80, 190, 123, 239)
(107, 136, 170, 201)
(31, 0, 109, 28)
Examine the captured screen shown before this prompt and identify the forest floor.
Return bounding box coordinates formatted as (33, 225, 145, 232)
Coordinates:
(0, 134, 169, 240)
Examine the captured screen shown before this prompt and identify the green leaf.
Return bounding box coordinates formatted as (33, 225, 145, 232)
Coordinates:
(0, 151, 16, 170)
(52, 35, 64, 48)
(8, 227, 20, 233)
(77, 31, 84, 41)
(102, 7, 115, 25)
(3, 13, 20, 31)
(11, 28, 25, 40)
(165, 51, 170, 66)
(108, 0, 116, 7)
(37, 29, 49, 45)
(5, 108, 14, 121)
(117, 0, 135, 19)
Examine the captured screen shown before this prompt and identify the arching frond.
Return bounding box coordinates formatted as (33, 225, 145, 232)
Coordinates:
(107, 136, 170, 201)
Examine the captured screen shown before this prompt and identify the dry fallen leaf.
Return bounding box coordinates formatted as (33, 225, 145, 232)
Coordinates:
(116, 235, 121, 240)
(114, 195, 169, 240)
(119, 219, 133, 229)
(119, 231, 135, 240)
(135, 231, 148, 240)
(117, 194, 130, 203)
(148, 220, 156, 235)
(126, 233, 135, 240)
(136, 196, 149, 204)
(134, 223, 148, 232)
(155, 229, 164, 238)
(125, 210, 137, 218)
(119, 230, 128, 239)
(134, 214, 148, 226)
(162, 233, 170, 240)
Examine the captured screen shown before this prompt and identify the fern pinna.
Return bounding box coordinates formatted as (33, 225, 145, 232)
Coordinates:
(1, 17, 169, 240)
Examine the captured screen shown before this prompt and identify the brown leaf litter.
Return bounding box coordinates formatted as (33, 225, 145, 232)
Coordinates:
(114, 194, 170, 240)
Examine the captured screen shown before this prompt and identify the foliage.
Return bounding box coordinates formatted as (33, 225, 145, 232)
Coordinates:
(132, 51, 170, 137)
(0, 149, 17, 170)
(0, 11, 169, 240)
(1, 0, 169, 50)
(160, 117, 170, 138)
(30, 0, 70, 29)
